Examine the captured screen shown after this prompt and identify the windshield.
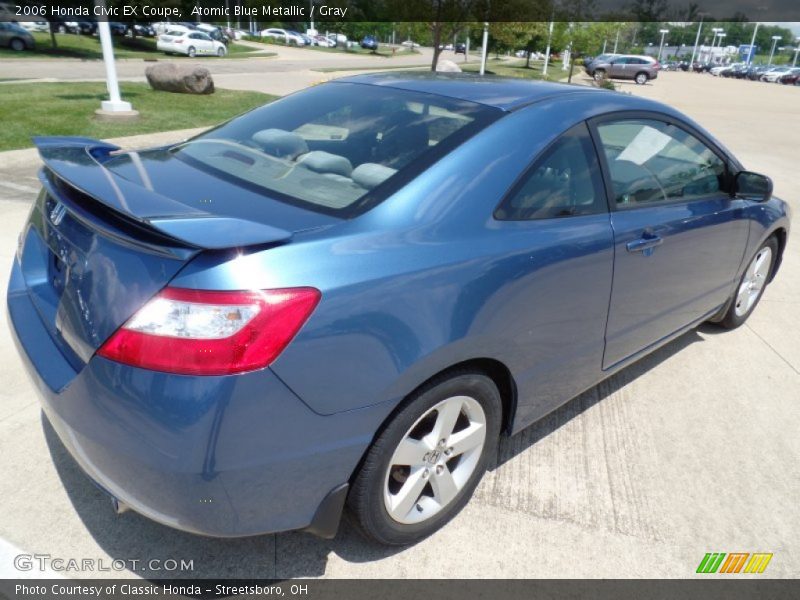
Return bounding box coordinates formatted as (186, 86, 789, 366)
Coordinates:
(173, 82, 498, 216)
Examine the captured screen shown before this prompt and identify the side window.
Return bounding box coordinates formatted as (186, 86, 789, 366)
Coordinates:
(495, 123, 606, 221)
(596, 119, 726, 208)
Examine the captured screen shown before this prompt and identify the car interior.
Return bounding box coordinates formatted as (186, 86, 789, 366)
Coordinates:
(175, 95, 476, 211)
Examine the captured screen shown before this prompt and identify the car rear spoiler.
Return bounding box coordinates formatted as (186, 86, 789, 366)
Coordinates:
(33, 136, 293, 250)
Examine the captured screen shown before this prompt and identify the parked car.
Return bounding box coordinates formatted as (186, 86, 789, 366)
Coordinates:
(311, 34, 334, 47)
(584, 53, 618, 69)
(132, 23, 156, 38)
(587, 54, 660, 84)
(153, 22, 191, 36)
(454, 42, 466, 54)
(157, 30, 227, 57)
(401, 39, 420, 48)
(361, 35, 379, 50)
(49, 19, 80, 34)
(10, 75, 789, 547)
(195, 23, 229, 44)
(778, 68, 800, 85)
(260, 28, 305, 45)
(709, 64, 730, 76)
(17, 20, 48, 32)
(761, 66, 792, 83)
(0, 21, 35, 51)
(662, 60, 689, 71)
(745, 64, 768, 80)
(107, 22, 130, 36)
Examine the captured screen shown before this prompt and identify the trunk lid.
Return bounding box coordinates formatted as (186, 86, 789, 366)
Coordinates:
(20, 136, 335, 370)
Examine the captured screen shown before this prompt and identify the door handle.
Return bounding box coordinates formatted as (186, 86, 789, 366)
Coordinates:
(626, 235, 663, 254)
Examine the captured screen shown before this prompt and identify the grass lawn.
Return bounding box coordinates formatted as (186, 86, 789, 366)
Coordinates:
(461, 58, 550, 80)
(0, 82, 276, 151)
(0, 32, 273, 60)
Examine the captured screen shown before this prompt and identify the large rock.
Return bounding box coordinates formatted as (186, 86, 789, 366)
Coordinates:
(436, 59, 462, 73)
(145, 63, 215, 95)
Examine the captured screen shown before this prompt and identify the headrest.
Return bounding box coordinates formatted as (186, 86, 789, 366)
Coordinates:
(352, 163, 397, 190)
(252, 129, 309, 159)
(297, 151, 353, 177)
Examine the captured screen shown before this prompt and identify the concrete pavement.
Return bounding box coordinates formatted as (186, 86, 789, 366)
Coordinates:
(0, 73, 797, 579)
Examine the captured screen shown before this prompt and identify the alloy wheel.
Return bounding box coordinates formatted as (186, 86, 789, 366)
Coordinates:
(383, 395, 486, 525)
(734, 246, 772, 317)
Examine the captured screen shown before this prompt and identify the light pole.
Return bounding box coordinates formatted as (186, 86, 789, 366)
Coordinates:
(658, 29, 669, 61)
(689, 15, 704, 67)
(479, 22, 488, 75)
(93, 0, 136, 120)
(717, 33, 726, 55)
(746, 22, 760, 66)
(613, 26, 620, 54)
(543, 19, 554, 76)
(710, 27, 721, 48)
(768, 35, 781, 65)
(713, 29, 724, 63)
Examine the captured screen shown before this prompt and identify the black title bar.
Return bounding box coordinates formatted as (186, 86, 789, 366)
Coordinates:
(4, 0, 800, 23)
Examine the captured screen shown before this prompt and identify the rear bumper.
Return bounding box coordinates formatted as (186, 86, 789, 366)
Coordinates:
(7, 257, 385, 537)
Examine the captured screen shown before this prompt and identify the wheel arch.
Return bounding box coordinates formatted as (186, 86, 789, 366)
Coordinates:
(769, 226, 788, 282)
(348, 357, 518, 486)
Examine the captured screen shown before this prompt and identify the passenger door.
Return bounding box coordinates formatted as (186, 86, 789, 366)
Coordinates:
(591, 115, 748, 368)
(609, 57, 628, 78)
(492, 123, 615, 423)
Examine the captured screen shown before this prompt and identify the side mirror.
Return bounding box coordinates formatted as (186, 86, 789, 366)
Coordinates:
(734, 171, 773, 202)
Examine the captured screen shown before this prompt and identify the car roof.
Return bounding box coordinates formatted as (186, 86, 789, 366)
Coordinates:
(337, 72, 603, 111)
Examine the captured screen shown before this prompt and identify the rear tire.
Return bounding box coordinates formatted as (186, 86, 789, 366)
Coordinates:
(347, 372, 502, 546)
(9, 38, 25, 51)
(187, 46, 196, 58)
(635, 72, 649, 85)
(715, 236, 778, 329)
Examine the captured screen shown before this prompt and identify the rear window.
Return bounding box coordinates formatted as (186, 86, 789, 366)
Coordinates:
(173, 82, 498, 217)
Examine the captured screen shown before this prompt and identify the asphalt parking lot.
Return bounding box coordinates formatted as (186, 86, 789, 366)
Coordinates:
(0, 71, 797, 579)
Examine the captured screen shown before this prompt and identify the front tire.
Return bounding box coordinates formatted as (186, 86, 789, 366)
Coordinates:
(593, 69, 605, 81)
(9, 38, 25, 51)
(187, 46, 196, 58)
(716, 237, 778, 329)
(347, 372, 502, 546)
(217, 47, 225, 57)
(635, 72, 649, 85)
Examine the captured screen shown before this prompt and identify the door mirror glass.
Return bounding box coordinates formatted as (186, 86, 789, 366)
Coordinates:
(735, 171, 772, 202)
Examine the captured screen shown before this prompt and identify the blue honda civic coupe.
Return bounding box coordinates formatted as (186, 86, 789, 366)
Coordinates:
(7, 74, 790, 545)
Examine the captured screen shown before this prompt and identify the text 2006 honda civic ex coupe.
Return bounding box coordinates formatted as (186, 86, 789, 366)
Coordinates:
(8, 74, 791, 545)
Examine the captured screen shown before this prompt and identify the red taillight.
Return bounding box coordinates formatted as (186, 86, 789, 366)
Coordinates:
(97, 287, 320, 375)
(653, 62, 661, 70)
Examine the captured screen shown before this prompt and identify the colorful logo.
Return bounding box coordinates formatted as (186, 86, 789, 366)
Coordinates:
(697, 552, 773, 574)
